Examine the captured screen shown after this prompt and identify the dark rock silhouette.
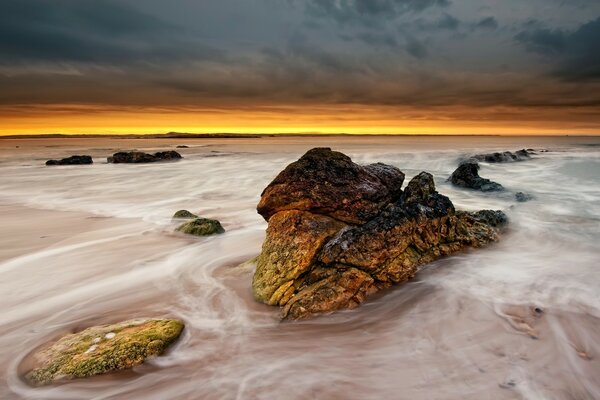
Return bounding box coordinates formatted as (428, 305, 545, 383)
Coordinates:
(449, 162, 504, 192)
(472, 149, 533, 163)
(107, 151, 182, 164)
(46, 155, 93, 166)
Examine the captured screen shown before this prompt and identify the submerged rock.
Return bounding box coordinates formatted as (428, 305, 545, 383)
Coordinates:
(252, 148, 507, 320)
(515, 192, 533, 202)
(472, 149, 533, 163)
(176, 218, 225, 236)
(107, 151, 182, 164)
(449, 162, 504, 192)
(46, 155, 93, 166)
(26, 319, 184, 386)
(172, 210, 198, 219)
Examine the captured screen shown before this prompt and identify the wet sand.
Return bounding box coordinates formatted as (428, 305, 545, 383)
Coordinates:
(0, 136, 599, 399)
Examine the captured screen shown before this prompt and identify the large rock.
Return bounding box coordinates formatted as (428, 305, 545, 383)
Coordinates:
(472, 149, 533, 163)
(46, 155, 93, 166)
(449, 162, 504, 192)
(107, 151, 182, 164)
(26, 319, 184, 385)
(257, 148, 405, 224)
(252, 149, 507, 320)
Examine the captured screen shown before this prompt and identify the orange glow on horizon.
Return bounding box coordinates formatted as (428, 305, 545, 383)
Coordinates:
(1, 104, 599, 136)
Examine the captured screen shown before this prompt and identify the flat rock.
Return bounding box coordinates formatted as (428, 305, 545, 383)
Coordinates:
(471, 149, 533, 163)
(107, 151, 182, 164)
(26, 319, 184, 385)
(46, 155, 93, 166)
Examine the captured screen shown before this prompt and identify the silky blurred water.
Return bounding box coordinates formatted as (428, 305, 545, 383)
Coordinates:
(0, 136, 598, 400)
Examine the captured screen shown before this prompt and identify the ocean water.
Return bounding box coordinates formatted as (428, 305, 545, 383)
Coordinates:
(0, 136, 598, 399)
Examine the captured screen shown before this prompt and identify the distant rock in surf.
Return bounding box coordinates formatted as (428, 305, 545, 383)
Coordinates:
(45, 155, 93, 166)
(107, 151, 182, 164)
(470, 149, 533, 163)
(252, 148, 507, 320)
(172, 210, 198, 219)
(176, 145, 189, 148)
(176, 217, 225, 236)
(26, 319, 184, 386)
(449, 162, 504, 192)
(515, 192, 533, 202)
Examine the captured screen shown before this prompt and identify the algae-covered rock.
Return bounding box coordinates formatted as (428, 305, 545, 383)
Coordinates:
(252, 148, 507, 320)
(26, 319, 184, 386)
(176, 218, 225, 236)
(172, 210, 198, 219)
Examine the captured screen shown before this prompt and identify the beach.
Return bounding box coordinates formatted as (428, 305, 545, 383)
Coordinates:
(0, 135, 599, 399)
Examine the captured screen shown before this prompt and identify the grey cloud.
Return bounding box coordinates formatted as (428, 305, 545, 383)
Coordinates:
(0, 0, 221, 66)
(473, 17, 499, 30)
(305, 0, 450, 26)
(515, 16, 600, 81)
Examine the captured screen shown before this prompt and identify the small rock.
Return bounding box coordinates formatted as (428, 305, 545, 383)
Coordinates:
(46, 155, 93, 166)
(172, 210, 198, 219)
(449, 162, 504, 192)
(176, 218, 225, 236)
(26, 319, 184, 386)
(515, 192, 533, 202)
(107, 151, 182, 164)
(176, 145, 189, 148)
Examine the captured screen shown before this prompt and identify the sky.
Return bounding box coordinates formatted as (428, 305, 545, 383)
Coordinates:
(1, 0, 599, 135)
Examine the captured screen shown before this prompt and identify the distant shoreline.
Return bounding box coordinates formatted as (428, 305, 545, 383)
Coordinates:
(1, 132, 597, 139)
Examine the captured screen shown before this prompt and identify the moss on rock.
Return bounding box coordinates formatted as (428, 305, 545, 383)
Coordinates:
(172, 210, 198, 219)
(27, 319, 184, 386)
(176, 218, 225, 236)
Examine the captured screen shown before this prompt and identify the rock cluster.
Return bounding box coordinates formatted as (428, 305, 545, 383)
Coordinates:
(472, 149, 533, 163)
(449, 162, 504, 192)
(26, 319, 184, 386)
(108, 151, 182, 164)
(46, 155, 93, 166)
(252, 148, 507, 320)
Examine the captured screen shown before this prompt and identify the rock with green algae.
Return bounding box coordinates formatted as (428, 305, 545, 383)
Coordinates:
(252, 148, 508, 320)
(26, 319, 184, 386)
(176, 218, 225, 236)
(172, 210, 198, 219)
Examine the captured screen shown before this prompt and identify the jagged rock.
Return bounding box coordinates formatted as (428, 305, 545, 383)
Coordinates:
(515, 192, 533, 202)
(107, 151, 182, 164)
(26, 319, 184, 386)
(46, 155, 93, 166)
(257, 147, 405, 224)
(472, 149, 533, 163)
(176, 218, 225, 236)
(252, 149, 507, 320)
(449, 162, 504, 192)
(172, 210, 198, 219)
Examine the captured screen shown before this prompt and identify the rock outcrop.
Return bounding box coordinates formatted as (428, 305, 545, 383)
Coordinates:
(176, 218, 225, 236)
(449, 162, 504, 192)
(472, 149, 533, 163)
(252, 148, 507, 320)
(107, 151, 182, 164)
(26, 319, 184, 386)
(46, 155, 93, 166)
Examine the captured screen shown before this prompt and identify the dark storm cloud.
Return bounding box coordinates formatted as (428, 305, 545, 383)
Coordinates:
(516, 16, 600, 81)
(305, 0, 450, 25)
(473, 16, 499, 31)
(0, 0, 220, 65)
